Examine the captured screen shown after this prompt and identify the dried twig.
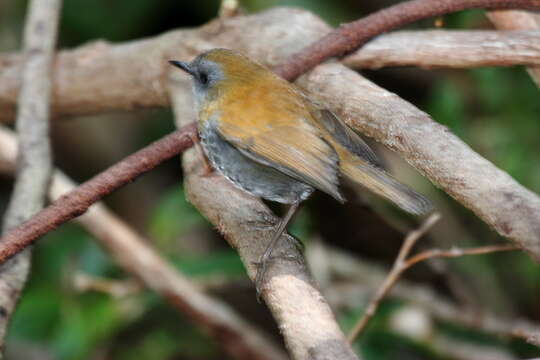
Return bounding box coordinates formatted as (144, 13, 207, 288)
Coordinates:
(72, 273, 141, 298)
(0, 125, 288, 360)
(343, 30, 540, 69)
(405, 244, 516, 268)
(347, 213, 441, 342)
(0, 0, 61, 352)
(347, 213, 517, 342)
(321, 246, 540, 347)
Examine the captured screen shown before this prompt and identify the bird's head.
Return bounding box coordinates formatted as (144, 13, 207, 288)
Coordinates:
(169, 48, 271, 106)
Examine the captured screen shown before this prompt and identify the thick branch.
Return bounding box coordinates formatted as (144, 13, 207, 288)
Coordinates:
(0, 126, 287, 360)
(0, 0, 61, 352)
(169, 78, 359, 360)
(2, 8, 540, 122)
(297, 63, 540, 261)
(0, 123, 197, 264)
(487, 10, 540, 86)
(343, 30, 540, 69)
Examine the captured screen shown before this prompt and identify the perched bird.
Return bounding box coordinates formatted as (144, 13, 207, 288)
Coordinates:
(170, 49, 432, 290)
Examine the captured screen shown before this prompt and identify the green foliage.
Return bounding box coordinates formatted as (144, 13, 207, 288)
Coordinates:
(148, 186, 209, 250)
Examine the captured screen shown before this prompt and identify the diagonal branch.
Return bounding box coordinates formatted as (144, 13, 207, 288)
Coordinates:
(347, 213, 441, 342)
(0, 125, 287, 360)
(298, 62, 540, 261)
(169, 77, 360, 360)
(0, 122, 197, 264)
(346, 211, 516, 342)
(0, 0, 61, 353)
(322, 247, 540, 346)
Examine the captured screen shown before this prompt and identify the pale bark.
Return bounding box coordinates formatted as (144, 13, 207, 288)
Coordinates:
(0, 0, 61, 353)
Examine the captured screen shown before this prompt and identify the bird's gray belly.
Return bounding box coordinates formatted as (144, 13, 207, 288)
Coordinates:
(199, 123, 313, 204)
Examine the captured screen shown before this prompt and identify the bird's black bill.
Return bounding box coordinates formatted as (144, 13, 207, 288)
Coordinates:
(169, 60, 193, 75)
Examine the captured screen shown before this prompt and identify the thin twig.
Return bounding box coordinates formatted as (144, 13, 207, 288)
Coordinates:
(347, 213, 441, 342)
(0, 0, 61, 352)
(276, 0, 540, 80)
(347, 214, 517, 343)
(321, 246, 540, 347)
(405, 244, 517, 269)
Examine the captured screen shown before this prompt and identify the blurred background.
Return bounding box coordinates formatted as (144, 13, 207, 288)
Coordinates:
(0, 0, 539, 359)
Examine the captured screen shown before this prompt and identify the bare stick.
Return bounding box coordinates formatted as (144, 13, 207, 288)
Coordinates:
(347, 215, 517, 343)
(0, 0, 61, 352)
(487, 10, 540, 86)
(275, 0, 540, 80)
(343, 30, 540, 69)
(347, 213, 441, 342)
(0, 125, 287, 360)
(321, 246, 540, 346)
(0, 122, 197, 264)
(405, 244, 517, 269)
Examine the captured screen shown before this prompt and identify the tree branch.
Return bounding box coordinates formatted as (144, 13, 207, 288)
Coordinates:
(343, 30, 540, 69)
(347, 213, 441, 342)
(0, 123, 197, 264)
(275, 0, 540, 80)
(0, 0, 61, 353)
(2, 5, 540, 122)
(0, 125, 287, 360)
(487, 10, 540, 86)
(321, 246, 540, 347)
(298, 62, 540, 261)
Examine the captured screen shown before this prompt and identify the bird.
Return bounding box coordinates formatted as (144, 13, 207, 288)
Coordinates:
(169, 48, 432, 292)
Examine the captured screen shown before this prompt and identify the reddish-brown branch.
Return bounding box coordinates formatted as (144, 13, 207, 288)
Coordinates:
(0, 122, 197, 264)
(276, 0, 540, 80)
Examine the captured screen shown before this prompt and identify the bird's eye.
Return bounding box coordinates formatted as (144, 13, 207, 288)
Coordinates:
(199, 72, 209, 85)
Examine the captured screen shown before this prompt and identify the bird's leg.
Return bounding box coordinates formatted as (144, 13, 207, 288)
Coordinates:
(189, 133, 213, 176)
(255, 200, 301, 296)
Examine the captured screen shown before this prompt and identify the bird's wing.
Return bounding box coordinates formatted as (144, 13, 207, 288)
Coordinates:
(315, 109, 382, 168)
(216, 92, 343, 202)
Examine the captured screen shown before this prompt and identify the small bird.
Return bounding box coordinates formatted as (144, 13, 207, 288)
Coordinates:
(170, 49, 432, 291)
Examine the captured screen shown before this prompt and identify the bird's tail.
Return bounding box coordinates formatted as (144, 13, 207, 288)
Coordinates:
(340, 156, 433, 216)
